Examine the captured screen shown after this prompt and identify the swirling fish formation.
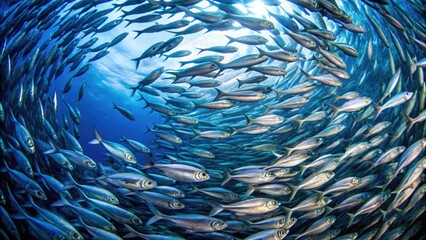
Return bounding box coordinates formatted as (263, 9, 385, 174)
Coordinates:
(0, 0, 425, 239)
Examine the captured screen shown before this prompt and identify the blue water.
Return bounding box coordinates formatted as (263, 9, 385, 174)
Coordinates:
(1, 0, 425, 239)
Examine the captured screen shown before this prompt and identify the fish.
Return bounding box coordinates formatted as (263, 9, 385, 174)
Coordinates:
(112, 103, 135, 120)
(89, 128, 137, 164)
(1, 0, 426, 239)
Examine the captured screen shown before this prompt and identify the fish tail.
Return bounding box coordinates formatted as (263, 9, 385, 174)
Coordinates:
(89, 128, 102, 144)
(221, 168, 232, 186)
(372, 102, 382, 120)
(284, 147, 293, 157)
(255, 46, 265, 55)
(264, 104, 272, 113)
(146, 203, 165, 226)
(323, 206, 333, 216)
(298, 67, 311, 80)
(243, 185, 255, 197)
(63, 172, 80, 191)
(142, 158, 155, 170)
(191, 128, 200, 140)
(131, 57, 142, 70)
(244, 114, 254, 127)
(207, 200, 224, 217)
(402, 112, 415, 131)
(196, 48, 204, 54)
(124, 19, 132, 28)
(214, 88, 226, 101)
(346, 213, 356, 227)
(299, 164, 308, 176)
(380, 209, 388, 220)
(328, 104, 339, 119)
(287, 183, 298, 201)
(8, 108, 17, 122)
(273, 89, 284, 100)
(188, 184, 199, 194)
(112, 103, 117, 109)
(291, 117, 303, 130)
(282, 207, 293, 224)
(225, 35, 234, 45)
(133, 30, 144, 39)
(6, 183, 27, 217)
(43, 141, 59, 155)
(123, 224, 141, 238)
(236, 78, 243, 88)
(0, 159, 11, 172)
(230, 127, 238, 136)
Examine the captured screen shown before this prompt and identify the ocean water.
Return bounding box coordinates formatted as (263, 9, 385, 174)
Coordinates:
(0, 0, 425, 239)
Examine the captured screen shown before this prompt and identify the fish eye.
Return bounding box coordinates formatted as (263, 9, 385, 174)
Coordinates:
(27, 138, 34, 147)
(132, 218, 141, 224)
(35, 190, 45, 199)
(72, 232, 80, 239)
(87, 161, 96, 168)
(105, 226, 112, 231)
(63, 162, 69, 167)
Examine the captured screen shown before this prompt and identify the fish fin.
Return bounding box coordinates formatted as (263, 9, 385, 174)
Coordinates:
(221, 168, 232, 186)
(323, 206, 333, 216)
(273, 89, 284, 100)
(271, 151, 283, 158)
(188, 184, 199, 194)
(142, 158, 155, 170)
(131, 57, 142, 70)
(244, 114, 254, 127)
(133, 30, 144, 39)
(372, 102, 382, 120)
(230, 127, 238, 136)
(327, 104, 339, 119)
(284, 147, 293, 157)
(243, 185, 255, 198)
(146, 203, 165, 226)
(43, 141, 59, 155)
(123, 224, 141, 238)
(191, 128, 200, 140)
(401, 112, 415, 131)
(89, 128, 102, 144)
(214, 88, 226, 101)
(207, 200, 224, 217)
(346, 213, 356, 227)
(291, 117, 303, 130)
(225, 35, 234, 45)
(264, 104, 272, 113)
(299, 164, 308, 176)
(298, 67, 311, 81)
(9, 109, 17, 122)
(287, 183, 298, 202)
(123, 19, 132, 28)
(282, 207, 293, 224)
(196, 48, 204, 54)
(380, 209, 388, 220)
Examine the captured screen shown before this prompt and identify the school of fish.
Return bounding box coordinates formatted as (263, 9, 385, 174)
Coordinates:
(0, 0, 425, 239)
